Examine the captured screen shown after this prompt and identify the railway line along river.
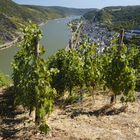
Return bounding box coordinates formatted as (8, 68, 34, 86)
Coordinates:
(0, 16, 80, 75)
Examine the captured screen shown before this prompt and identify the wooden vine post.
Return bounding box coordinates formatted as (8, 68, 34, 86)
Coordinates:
(34, 37, 41, 125)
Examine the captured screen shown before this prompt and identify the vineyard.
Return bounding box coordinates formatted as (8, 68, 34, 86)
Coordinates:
(0, 23, 140, 139)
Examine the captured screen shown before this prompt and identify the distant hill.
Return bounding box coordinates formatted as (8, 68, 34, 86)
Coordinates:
(84, 5, 140, 31)
(25, 6, 94, 19)
(0, 0, 93, 44)
(0, 0, 47, 44)
(83, 9, 99, 20)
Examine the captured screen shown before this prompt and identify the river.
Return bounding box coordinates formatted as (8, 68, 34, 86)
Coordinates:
(0, 16, 79, 75)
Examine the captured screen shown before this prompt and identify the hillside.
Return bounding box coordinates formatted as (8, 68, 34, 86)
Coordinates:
(0, 0, 93, 44)
(1, 87, 140, 139)
(84, 5, 140, 31)
(83, 9, 99, 20)
(0, 0, 47, 44)
(25, 5, 94, 19)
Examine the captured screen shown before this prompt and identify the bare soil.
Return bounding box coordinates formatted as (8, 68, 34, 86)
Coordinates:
(0, 87, 140, 140)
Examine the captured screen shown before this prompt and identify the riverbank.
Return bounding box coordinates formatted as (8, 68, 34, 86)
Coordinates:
(0, 21, 47, 51)
(0, 37, 19, 51)
(0, 16, 81, 52)
(0, 21, 46, 51)
(39, 16, 78, 27)
(39, 21, 48, 27)
(0, 16, 77, 75)
(0, 18, 66, 51)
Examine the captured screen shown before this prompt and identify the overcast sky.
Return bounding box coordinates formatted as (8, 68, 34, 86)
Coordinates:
(13, 0, 140, 9)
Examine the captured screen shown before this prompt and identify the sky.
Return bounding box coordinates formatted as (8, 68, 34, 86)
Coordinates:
(13, 0, 140, 9)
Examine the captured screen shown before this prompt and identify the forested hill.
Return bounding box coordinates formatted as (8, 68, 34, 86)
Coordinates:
(84, 5, 140, 31)
(0, 0, 93, 44)
(25, 5, 94, 18)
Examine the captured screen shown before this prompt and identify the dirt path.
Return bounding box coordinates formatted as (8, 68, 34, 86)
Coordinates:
(47, 94, 140, 140)
(0, 88, 140, 140)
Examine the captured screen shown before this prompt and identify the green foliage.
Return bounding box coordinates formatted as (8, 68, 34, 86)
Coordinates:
(63, 49, 84, 95)
(12, 22, 57, 125)
(102, 41, 136, 102)
(48, 49, 68, 96)
(124, 36, 140, 46)
(133, 47, 140, 87)
(83, 10, 98, 20)
(48, 38, 103, 98)
(123, 38, 140, 87)
(0, 72, 12, 87)
(47, 33, 138, 104)
(77, 39, 102, 88)
(48, 49, 84, 96)
(48, 35, 138, 104)
(39, 123, 50, 134)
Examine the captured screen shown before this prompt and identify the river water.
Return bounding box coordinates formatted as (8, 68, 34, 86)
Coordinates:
(0, 16, 79, 75)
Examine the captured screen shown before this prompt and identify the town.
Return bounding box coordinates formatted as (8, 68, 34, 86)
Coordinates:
(81, 20, 116, 52)
(68, 18, 116, 52)
(68, 17, 140, 53)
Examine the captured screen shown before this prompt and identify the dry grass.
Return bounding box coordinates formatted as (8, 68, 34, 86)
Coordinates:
(0, 88, 140, 140)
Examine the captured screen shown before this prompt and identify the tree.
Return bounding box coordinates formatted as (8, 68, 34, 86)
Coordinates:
(77, 39, 102, 90)
(48, 48, 84, 97)
(12, 22, 57, 126)
(64, 49, 84, 96)
(102, 37, 136, 104)
(47, 49, 68, 97)
(125, 41, 140, 88)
